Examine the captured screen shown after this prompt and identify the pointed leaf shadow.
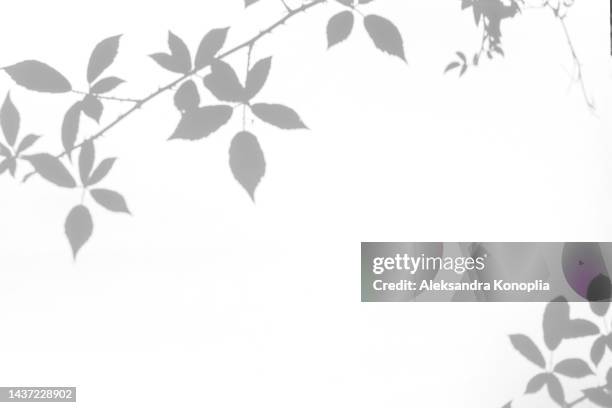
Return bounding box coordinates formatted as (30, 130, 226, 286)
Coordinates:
(87, 35, 121, 84)
(327, 11, 354, 49)
(364, 14, 406, 61)
(229, 131, 266, 201)
(5, 60, 72, 93)
(169, 105, 233, 140)
(65, 204, 93, 259)
(1, 94, 20, 147)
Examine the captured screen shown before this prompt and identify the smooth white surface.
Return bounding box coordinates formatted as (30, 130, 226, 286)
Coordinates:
(0, 1, 610, 407)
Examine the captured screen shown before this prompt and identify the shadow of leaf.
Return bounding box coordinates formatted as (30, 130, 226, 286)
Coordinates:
(543, 296, 569, 351)
(169, 105, 233, 141)
(509, 334, 546, 369)
(5, 60, 72, 93)
(65, 205, 93, 259)
(327, 11, 354, 49)
(87, 35, 121, 84)
(229, 131, 265, 201)
(364, 14, 406, 61)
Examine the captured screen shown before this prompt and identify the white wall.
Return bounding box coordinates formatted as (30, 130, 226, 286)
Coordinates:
(0, 1, 610, 407)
